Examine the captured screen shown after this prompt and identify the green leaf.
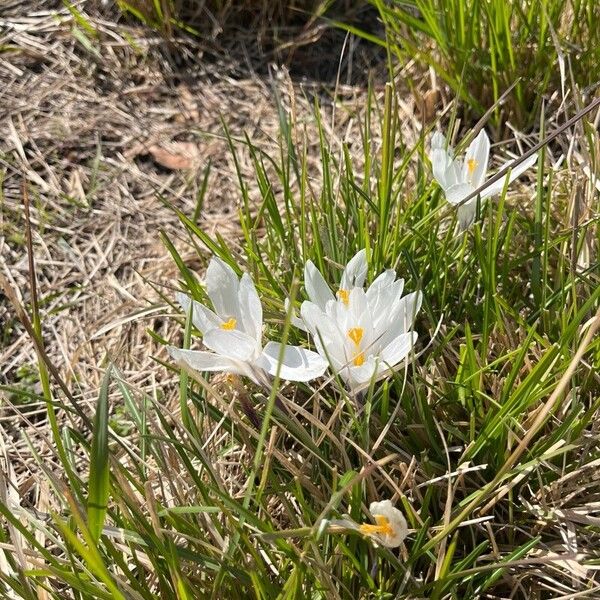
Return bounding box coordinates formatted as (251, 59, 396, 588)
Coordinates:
(87, 363, 111, 543)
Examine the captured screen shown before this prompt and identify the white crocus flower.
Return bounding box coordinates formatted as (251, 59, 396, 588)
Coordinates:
(169, 257, 327, 385)
(305, 249, 368, 310)
(430, 129, 538, 228)
(299, 257, 421, 391)
(327, 499, 409, 548)
(285, 249, 368, 331)
(358, 500, 409, 548)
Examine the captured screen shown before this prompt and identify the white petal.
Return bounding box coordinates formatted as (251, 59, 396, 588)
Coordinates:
(457, 200, 479, 230)
(340, 249, 368, 289)
(445, 183, 475, 205)
(238, 273, 263, 342)
(463, 129, 490, 187)
(378, 291, 422, 349)
(480, 152, 538, 200)
(177, 291, 192, 313)
(258, 342, 328, 382)
(431, 148, 455, 191)
(430, 131, 461, 190)
(304, 261, 335, 309)
(505, 152, 538, 182)
(430, 131, 447, 151)
(206, 257, 240, 320)
(346, 356, 378, 388)
(369, 276, 405, 336)
(446, 159, 462, 188)
(300, 301, 346, 370)
(203, 329, 260, 361)
(379, 332, 417, 372)
(299, 301, 324, 336)
(366, 269, 397, 301)
(368, 500, 408, 548)
(284, 298, 308, 332)
(177, 292, 221, 335)
(397, 290, 422, 330)
(168, 347, 251, 377)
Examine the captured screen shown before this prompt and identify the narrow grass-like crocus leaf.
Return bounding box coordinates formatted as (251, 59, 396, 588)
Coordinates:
(87, 363, 112, 543)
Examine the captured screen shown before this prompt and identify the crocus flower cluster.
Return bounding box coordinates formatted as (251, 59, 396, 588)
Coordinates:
(430, 129, 538, 229)
(169, 251, 421, 392)
(167, 124, 534, 552)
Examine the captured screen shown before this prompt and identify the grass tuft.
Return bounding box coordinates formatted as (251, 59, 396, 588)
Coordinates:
(1, 2, 599, 598)
(344, 0, 600, 129)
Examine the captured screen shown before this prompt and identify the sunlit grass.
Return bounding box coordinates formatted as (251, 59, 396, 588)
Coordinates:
(344, 0, 600, 130)
(1, 5, 600, 599)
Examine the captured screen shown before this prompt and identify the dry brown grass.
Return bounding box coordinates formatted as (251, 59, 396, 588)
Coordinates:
(8, 4, 596, 599)
(0, 2, 426, 479)
(0, 7, 420, 595)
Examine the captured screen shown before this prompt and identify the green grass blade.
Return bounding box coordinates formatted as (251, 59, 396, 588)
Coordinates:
(87, 364, 112, 543)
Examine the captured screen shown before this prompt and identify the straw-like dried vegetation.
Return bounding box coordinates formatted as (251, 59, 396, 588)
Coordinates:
(0, 0, 404, 530)
(1, 2, 599, 599)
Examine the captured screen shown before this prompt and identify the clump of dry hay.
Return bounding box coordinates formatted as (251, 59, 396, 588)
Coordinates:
(2, 5, 599, 599)
(0, 2, 425, 479)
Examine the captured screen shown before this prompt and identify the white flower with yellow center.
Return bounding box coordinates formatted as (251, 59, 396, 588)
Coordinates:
(358, 500, 408, 548)
(299, 254, 421, 391)
(305, 249, 368, 310)
(327, 499, 409, 548)
(430, 129, 538, 228)
(286, 249, 368, 331)
(169, 257, 328, 385)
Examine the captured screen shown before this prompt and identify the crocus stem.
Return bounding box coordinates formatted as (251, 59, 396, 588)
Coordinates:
(228, 375, 261, 429)
(353, 389, 365, 409)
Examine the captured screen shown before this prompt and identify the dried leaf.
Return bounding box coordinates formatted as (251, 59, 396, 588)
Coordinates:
(148, 142, 200, 170)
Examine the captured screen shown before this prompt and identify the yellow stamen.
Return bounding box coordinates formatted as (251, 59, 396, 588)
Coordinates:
(337, 289, 350, 306)
(220, 317, 237, 330)
(467, 158, 478, 175)
(359, 515, 392, 536)
(347, 327, 365, 366)
(353, 352, 365, 367)
(348, 327, 364, 346)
